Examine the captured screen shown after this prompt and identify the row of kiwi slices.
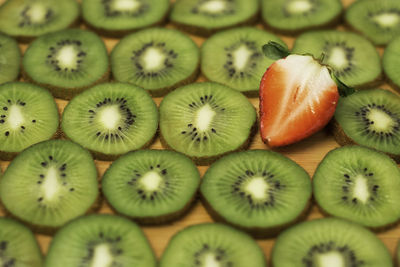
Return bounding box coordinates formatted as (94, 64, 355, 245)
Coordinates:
(2, 80, 399, 165)
(0, 210, 397, 266)
(4, 25, 393, 100)
(1, 0, 400, 44)
(2, 132, 400, 235)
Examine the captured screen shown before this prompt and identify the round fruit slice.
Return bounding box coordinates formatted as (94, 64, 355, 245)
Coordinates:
(0, 217, 43, 267)
(333, 88, 400, 162)
(345, 0, 400, 46)
(313, 146, 400, 228)
(0, 33, 21, 84)
(102, 149, 200, 223)
(160, 223, 266, 267)
(383, 36, 400, 90)
(292, 30, 382, 88)
(22, 29, 109, 99)
(0, 140, 99, 232)
(0, 0, 79, 41)
(82, 0, 170, 36)
(111, 27, 199, 96)
(272, 218, 392, 266)
(261, 0, 342, 33)
(0, 82, 59, 159)
(201, 27, 287, 96)
(170, 0, 259, 36)
(159, 82, 256, 164)
(45, 214, 156, 267)
(200, 150, 311, 235)
(62, 83, 158, 159)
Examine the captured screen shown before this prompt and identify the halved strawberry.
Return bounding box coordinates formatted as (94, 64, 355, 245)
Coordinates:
(260, 54, 339, 147)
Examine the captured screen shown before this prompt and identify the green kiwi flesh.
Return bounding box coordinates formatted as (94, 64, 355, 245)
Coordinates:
(0, 140, 99, 232)
(261, 0, 342, 33)
(272, 218, 392, 266)
(0, 82, 59, 158)
(200, 150, 311, 235)
(159, 82, 256, 165)
(313, 146, 400, 228)
(0, 217, 43, 267)
(111, 27, 200, 96)
(345, 0, 400, 46)
(160, 223, 266, 267)
(45, 214, 157, 267)
(201, 27, 287, 96)
(61, 83, 158, 160)
(170, 0, 259, 36)
(292, 30, 382, 88)
(82, 0, 170, 35)
(0, 0, 79, 40)
(333, 89, 400, 162)
(383, 36, 400, 90)
(22, 29, 109, 99)
(102, 149, 200, 223)
(0, 34, 21, 84)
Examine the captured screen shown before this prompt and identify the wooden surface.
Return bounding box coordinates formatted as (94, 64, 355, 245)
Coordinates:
(1, 0, 400, 263)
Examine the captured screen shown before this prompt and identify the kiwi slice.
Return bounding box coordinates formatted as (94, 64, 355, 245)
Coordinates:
(333, 89, 400, 162)
(159, 82, 256, 165)
(383, 36, 400, 90)
(170, 0, 259, 36)
(0, 33, 21, 84)
(45, 214, 157, 267)
(0, 82, 59, 160)
(22, 29, 109, 100)
(0, 0, 79, 41)
(160, 223, 266, 267)
(313, 146, 400, 228)
(200, 150, 311, 236)
(0, 217, 43, 267)
(201, 27, 287, 96)
(292, 30, 382, 88)
(82, 0, 170, 36)
(261, 0, 342, 33)
(345, 0, 400, 46)
(102, 149, 200, 223)
(62, 83, 158, 160)
(0, 140, 99, 233)
(111, 27, 200, 96)
(272, 218, 392, 266)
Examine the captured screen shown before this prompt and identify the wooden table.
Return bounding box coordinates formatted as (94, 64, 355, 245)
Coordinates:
(1, 0, 399, 263)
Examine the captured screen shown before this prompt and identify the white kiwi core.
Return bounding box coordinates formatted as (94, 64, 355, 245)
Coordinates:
(195, 104, 216, 132)
(8, 105, 24, 130)
(90, 244, 114, 267)
(200, 0, 227, 13)
(245, 177, 269, 200)
(317, 251, 345, 267)
(140, 171, 163, 191)
(98, 105, 121, 130)
(287, 0, 313, 14)
(233, 45, 252, 71)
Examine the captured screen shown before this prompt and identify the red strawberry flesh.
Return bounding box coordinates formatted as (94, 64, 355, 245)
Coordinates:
(260, 55, 339, 147)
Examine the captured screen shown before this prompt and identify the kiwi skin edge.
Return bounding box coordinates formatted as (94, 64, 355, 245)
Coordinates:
(14, 18, 82, 44)
(0, 194, 103, 235)
(103, 193, 199, 225)
(200, 193, 312, 239)
(0, 129, 62, 161)
(331, 119, 400, 163)
(22, 68, 110, 100)
(159, 121, 258, 166)
(171, 13, 259, 37)
(261, 13, 343, 36)
(83, 11, 170, 39)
